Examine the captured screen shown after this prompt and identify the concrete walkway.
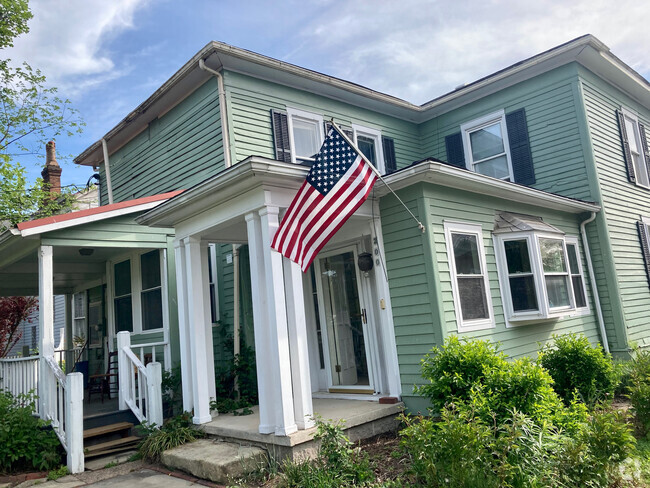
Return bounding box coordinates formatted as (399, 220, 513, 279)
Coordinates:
(8, 462, 225, 488)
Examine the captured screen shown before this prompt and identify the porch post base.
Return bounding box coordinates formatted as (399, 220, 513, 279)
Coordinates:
(275, 424, 298, 437)
(258, 424, 275, 435)
(296, 416, 315, 430)
(192, 414, 213, 425)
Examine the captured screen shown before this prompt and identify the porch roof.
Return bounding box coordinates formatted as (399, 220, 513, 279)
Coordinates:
(137, 157, 600, 231)
(0, 192, 179, 296)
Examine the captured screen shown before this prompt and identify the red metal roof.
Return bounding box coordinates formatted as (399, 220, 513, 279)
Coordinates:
(17, 190, 184, 231)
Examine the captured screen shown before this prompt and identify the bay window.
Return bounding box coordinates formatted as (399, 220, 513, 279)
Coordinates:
(495, 228, 588, 325)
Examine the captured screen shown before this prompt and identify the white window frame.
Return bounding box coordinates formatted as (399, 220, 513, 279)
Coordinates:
(286, 107, 324, 165)
(351, 124, 385, 174)
(494, 231, 579, 327)
(444, 221, 494, 332)
(72, 291, 87, 346)
(109, 249, 167, 336)
(622, 107, 649, 189)
(565, 236, 590, 315)
(461, 109, 514, 181)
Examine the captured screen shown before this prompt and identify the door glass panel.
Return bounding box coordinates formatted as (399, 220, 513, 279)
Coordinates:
(319, 251, 369, 387)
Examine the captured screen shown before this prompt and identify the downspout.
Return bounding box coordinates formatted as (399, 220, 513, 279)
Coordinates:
(232, 244, 241, 398)
(198, 59, 232, 169)
(101, 138, 114, 204)
(580, 212, 609, 353)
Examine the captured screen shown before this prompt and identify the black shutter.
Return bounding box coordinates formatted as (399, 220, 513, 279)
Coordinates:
(638, 122, 650, 180)
(271, 109, 292, 163)
(382, 136, 397, 174)
(444, 132, 465, 168)
(637, 221, 650, 288)
(506, 108, 535, 185)
(616, 109, 636, 183)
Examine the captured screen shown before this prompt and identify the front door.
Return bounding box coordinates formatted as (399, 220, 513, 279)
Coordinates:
(316, 248, 374, 393)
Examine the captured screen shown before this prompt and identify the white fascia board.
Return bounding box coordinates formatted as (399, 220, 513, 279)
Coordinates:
(376, 161, 601, 214)
(19, 201, 166, 237)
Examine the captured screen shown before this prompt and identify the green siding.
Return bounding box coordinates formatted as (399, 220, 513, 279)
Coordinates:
(41, 214, 173, 249)
(420, 64, 594, 201)
(100, 78, 224, 204)
(579, 67, 650, 351)
(382, 183, 603, 410)
(224, 71, 422, 169)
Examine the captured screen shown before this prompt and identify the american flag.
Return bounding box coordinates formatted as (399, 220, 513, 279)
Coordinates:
(271, 124, 377, 272)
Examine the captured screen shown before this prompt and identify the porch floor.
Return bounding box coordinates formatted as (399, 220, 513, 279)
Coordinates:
(84, 396, 119, 418)
(202, 398, 403, 452)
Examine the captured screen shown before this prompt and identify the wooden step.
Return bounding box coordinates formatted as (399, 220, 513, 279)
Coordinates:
(84, 436, 141, 458)
(84, 421, 134, 440)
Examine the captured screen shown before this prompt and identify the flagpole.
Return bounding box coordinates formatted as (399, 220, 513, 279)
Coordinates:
(329, 120, 425, 233)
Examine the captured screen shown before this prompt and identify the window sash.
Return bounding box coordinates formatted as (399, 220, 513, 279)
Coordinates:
(352, 124, 385, 174)
(445, 222, 493, 331)
(287, 108, 324, 165)
(622, 109, 650, 188)
(461, 110, 513, 182)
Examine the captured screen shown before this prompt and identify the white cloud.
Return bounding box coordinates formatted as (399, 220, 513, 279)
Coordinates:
(289, 0, 650, 104)
(4, 0, 150, 93)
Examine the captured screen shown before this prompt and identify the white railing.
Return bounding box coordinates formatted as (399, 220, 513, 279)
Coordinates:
(0, 355, 39, 400)
(117, 332, 163, 427)
(42, 356, 83, 473)
(130, 340, 171, 371)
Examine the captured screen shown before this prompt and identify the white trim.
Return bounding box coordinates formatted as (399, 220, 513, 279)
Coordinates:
(443, 221, 495, 332)
(460, 109, 514, 182)
(286, 107, 325, 165)
(642, 215, 650, 226)
(18, 200, 166, 237)
(494, 230, 581, 327)
(621, 107, 650, 189)
(565, 236, 590, 316)
(351, 124, 385, 174)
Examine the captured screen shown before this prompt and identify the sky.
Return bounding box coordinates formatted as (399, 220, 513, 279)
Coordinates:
(3, 0, 649, 190)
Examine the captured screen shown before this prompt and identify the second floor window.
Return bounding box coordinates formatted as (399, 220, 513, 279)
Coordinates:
(287, 108, 324, 165)
(618, 108, 650, 189)
(461, 110, 513, 181)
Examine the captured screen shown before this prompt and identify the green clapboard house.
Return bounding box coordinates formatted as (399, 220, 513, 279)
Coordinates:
(1, 34, 648, 443)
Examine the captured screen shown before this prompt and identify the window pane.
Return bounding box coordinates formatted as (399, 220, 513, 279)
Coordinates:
(474, 155, 509, 179)
(142, 289, 163, 330)
(207, 248, 213, 282)
(539, 238, 567, 273)
(141, 251, 161, 290)
(114, 260, 131, 297)
(545, 276, 570, 308)
(115, 296, 133, 332)
(209, 283, 217, 323)
(566, 244, 580, 274)
(357, 135, 377, 165)
(504, 240, 532, 274)
(293, 118, 320, 159)
(509, 276, 538, 312)
(74, 293, 85, 318)
(572, 276, 587, 308)
(625, 118, 639, 153)
(452, 233, 481, 274)
(458, 277, 489, 320)
(470, 122, 504, 161)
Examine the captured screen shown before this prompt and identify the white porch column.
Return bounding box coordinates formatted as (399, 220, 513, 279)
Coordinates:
(38, 245, 54, 419)
(174, 240, 194, 413)
(283, 257, 314, 430)
(199, 241, 217, 408)
(245, 212, 275, 434)
(259, 206, 296, 436)
(184, 236, 213, 424)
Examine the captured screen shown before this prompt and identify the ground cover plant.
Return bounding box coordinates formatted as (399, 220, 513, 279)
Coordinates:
(0, 391, 62, 472)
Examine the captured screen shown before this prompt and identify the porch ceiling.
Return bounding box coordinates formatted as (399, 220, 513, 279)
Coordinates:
(0, 245, 150, 296)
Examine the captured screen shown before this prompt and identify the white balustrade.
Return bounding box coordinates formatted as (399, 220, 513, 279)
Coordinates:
(0, 355, 39, 402)
(117, 332, 163, 427)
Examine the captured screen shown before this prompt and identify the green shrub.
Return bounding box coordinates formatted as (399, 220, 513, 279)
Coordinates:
(0, 391, 63, 472)
(137, 412, 204, 461)
(626, 349, 650, 436)
(538, 333, 616, 405)
(280, 418, 374, 487)
(416, 336, 507, 411)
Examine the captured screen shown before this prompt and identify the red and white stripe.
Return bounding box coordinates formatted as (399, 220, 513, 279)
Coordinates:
(271, 154, 377, 272)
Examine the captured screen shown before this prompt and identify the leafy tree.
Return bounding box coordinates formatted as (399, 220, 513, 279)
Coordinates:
(0, 296, 37, 357)
(0, 0, 84, 231)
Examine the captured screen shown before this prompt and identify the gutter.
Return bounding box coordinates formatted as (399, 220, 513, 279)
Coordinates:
(580, 212, 609, 353)
(198, 59, 232, 168)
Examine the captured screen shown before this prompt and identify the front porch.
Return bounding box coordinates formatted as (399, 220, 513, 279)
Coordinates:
(201, 398, 403, 461)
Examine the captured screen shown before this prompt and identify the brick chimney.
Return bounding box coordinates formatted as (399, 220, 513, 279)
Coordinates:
(41, 141, 62, 196)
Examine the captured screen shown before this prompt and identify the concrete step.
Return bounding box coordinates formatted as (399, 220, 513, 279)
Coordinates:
(161, 439, 267, 485)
